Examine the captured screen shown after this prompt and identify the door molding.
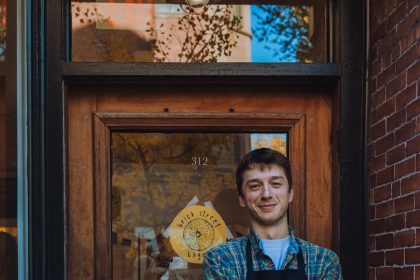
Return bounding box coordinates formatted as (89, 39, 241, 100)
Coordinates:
(93, 112, 306, 279)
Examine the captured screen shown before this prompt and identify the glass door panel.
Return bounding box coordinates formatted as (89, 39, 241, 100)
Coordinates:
(111, 132, 287, 279)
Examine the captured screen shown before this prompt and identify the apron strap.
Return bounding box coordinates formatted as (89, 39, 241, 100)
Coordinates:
(246, 239, 254, 273)
(296, 247, 306, 271)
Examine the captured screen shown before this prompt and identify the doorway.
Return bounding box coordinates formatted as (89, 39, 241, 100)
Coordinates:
(66, 82, 336, 279)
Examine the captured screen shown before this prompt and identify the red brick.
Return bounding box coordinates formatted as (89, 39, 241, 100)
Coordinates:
(396, 43, 419, 72)
(386, 143, 406, 164)
(395, 120, 416, 144)
(397, 7, 418, 35)
(376, 133, 395, 155)
(417, 229, 420, 245)
(369, 235, 376, 250)
(388, 1, 407, 30)
(407, 60, 420, 84)
(377, 233, 395, 250)
(407, 0, 417, 11)
(386, 249, 405, 265)
(407, 135, 420, 155)
(400, 28, 417, 53)
(387, 71, 407, 97)
(371, 77, 378, 92)
(416, 266, 420, 280)
(395, 229, 415, 247)
(378, 63, 396, 86)
(416, 117, 420, 133)
(407, 98, 420, 120)
(371, 44, 379, 61)
(374, 185, 392, 202)
(369, 218, 386, 234)
(371, 87, 387, 110)
(380, 29, 398, 55)
(376, 267, 394, 280)
(395, 194, 415, 213)
(416, 191, 420, 209)
(401, 173, 420, 194)
(391, 43, 401, 62)
(377, 200, 395, 218)
(370, 173, 377, 189)
(371, 58, 382, 76)
(417, 154, 420, 171)
(394, 267, 414, 279)
(373, 0, 397, 27)
(368, 268, 375, 280)
(396, 82, 417, 110)
(373, 97, 396, 124)
(406, 209, 420, 227)
(384, 49, 394, 68)
(370, 154, 386, 171)
(395, 156, 416, 179)
(385, 213, 405, 231)
(370, 205, 376, 219)
(392, 181, 401, 197)
(372, 120, 387, 139)
(406, 247, 420, 264)
(387, 108, 406, 131)
(377, 166, 395, 185)
(369, 251, 385, 267)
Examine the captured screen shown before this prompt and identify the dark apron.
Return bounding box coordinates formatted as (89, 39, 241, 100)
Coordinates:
(246, 240, 307, 280)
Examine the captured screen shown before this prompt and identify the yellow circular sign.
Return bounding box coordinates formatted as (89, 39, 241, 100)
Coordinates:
(169, 205, 227, 264)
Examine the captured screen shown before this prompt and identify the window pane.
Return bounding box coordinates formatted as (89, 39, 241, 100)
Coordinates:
(0, 77, 18, 280)
(0, 0, 5, 61)
(111, 132, 287, 279)
(71, 1, 326, 62)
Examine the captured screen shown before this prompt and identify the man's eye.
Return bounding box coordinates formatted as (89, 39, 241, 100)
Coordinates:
(249, 185, 260, 190)
(271, 182, 282, 188)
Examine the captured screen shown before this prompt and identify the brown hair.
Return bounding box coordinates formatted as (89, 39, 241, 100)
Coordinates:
(236, 148, 292, 196)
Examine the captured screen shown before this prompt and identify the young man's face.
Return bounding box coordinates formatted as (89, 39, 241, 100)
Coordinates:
(239, 163, 293, 228)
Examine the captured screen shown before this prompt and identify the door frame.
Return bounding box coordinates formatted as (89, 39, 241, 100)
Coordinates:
(92, 112, 306, 279)
(29, 0, 367, 280)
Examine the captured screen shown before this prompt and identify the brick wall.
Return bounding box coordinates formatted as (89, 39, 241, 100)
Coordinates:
(368, 0, 419, 279)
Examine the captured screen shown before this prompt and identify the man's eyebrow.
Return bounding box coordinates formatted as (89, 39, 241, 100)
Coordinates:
(245, 178, 260, 184)
(270, 176, 285, 180)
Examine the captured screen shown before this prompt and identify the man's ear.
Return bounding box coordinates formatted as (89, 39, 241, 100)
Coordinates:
(239, 194, 246, 208)
(288, 189, 294, 203)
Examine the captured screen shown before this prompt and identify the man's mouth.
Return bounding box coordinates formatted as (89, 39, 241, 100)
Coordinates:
(258, 204, 277, 211)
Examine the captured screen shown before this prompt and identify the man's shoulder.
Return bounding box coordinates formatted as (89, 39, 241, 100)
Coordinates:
(205, 236, 248, 258)
(297, 238, 340, 261)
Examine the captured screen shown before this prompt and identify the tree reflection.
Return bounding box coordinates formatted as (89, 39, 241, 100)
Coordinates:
(111, 133, 237, 230)
(146, 5, 242, 62)
(0, 1, 6, 60)
(252, 5, 312, 62)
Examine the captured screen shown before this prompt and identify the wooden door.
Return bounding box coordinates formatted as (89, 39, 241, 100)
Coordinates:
(66, 82, 336, 280)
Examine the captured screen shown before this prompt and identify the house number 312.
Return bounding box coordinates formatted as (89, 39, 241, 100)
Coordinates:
(192, 157, 208, 165)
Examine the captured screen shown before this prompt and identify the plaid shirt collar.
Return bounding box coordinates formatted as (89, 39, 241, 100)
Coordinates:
(247, 226, 301, 269)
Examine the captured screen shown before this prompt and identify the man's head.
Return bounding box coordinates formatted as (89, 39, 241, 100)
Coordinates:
(236, 148, 292, 196)
(236, 148, 293, 229)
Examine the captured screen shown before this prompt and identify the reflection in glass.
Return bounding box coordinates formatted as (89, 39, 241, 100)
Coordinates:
(0, 0, 6, 61)
(111, 132, 287, 279)
(0, 77, 18, 279)
(71, 1, 326, 62)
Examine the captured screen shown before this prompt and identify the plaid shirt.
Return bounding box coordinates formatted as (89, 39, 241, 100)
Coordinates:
(204, 228, 343, 279)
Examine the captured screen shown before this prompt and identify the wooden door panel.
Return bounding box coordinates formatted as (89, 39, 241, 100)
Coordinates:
(67, 84, 333, 280)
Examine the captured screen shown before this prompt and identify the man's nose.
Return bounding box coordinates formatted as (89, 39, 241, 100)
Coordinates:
(261, 183, 273, 198)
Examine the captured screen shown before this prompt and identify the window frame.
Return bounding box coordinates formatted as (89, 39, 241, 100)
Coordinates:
(29, 0, 368, 279)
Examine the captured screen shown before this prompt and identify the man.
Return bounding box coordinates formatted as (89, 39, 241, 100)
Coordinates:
(204, 148, 342, 279)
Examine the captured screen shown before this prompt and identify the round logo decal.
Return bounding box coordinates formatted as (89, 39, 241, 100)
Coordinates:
(169, 205, 227, 264)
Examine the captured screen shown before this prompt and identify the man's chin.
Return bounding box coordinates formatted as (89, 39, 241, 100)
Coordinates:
(252, 214, 285, 227)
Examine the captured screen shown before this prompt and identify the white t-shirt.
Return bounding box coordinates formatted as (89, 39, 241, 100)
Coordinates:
(259, 236, 291, 270)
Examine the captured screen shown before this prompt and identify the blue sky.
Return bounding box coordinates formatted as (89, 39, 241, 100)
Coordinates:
(250, 5, 299, 62)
